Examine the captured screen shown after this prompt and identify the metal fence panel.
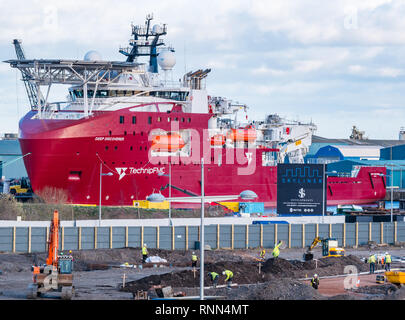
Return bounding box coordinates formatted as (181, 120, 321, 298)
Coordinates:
(305, 224, 316, 247)
(204, 225, 217, 249)
(263, 225, 275, 248)
(277, 225, 289, 248)
(187, 226, 199, 250)
(31, 227, 47, 253)
(290, 224, 302, 248)
(0, 228, 13, 252)
(358, 223, 369, 245)
(15, 227, 28, 252)
(112, 227, 126, 249)
(382, 223, 395, 245)
(97, 227, 110, 249)
(63, 227, 79, 251)
(128, 227, 141, 248)
(318, 224, 329, 239)
(81, 227, 95, 250)
(143, 227, 157, 249)
(248, 225, 261, 249)
(219, 225, 232, 249)
(332, 224, 344, 247)
(345, 223, 356, 247)
(371, 223, 381, 243)
(233, 225, 246, 249)
(398, 223, 405, 242)
(174, 227, 186, 250)
(159, 226, 172, 250)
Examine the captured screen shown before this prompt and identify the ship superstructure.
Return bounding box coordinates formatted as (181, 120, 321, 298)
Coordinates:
(5, 15, 386, 208)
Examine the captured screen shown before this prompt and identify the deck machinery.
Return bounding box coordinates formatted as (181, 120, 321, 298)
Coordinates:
(27, 210, 74, 299)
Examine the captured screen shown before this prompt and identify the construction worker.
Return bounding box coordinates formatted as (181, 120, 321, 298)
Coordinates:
(311, 274, 319, 290)
(222, 269, 234, 289)
(191, 252, 198, 268)
(272, 241, 283, 258)
(142, 244, 148, 263)
(385, 252, 392, 271)
(368, 254, 376, 274)
(208, 272, 219, 288)
(259, 247, 266, 261)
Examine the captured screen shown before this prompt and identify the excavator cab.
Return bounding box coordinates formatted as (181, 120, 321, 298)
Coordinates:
(322, 238, 345, 258)
(58, 254, 74, 274)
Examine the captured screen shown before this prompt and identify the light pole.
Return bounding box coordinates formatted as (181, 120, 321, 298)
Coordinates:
(200, 158, 205, 301)
(99, 163, 113, 226)
(158, 162, 172, 226)
(147, 161, 257, 300)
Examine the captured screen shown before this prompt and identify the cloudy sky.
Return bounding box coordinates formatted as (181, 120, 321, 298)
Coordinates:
(1, 0, 405, 139)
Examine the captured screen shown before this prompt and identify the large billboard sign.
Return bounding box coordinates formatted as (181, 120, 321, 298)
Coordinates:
(277, 164, 326, 215)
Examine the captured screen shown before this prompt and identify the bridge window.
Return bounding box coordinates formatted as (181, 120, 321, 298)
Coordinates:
(119, 116, 124, 124)
(132, 116, 136, 124)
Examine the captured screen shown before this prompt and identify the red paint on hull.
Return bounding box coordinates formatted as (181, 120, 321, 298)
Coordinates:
(18, 108, 387, 208)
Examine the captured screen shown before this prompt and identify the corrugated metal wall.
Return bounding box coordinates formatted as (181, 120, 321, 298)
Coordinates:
(1, 222, 404, 253)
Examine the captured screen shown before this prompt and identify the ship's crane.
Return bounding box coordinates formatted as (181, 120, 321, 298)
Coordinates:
(12, 39, 43, 110)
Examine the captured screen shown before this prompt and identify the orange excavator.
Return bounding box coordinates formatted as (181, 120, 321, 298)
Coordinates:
(27, 210, 74, 299)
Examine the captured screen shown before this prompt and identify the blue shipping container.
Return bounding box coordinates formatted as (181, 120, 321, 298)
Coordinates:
(239, 202, 264, 214)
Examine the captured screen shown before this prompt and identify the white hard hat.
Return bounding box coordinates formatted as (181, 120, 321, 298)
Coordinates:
(192, 252, 195, 254)
(222, 271, 226, 275)
(385, 252, 388, 255)
(144, 243, 147, 247)
(314, 274, 318, 277)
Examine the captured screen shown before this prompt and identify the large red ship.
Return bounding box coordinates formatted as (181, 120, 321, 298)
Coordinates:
(7, 16, 386, 209)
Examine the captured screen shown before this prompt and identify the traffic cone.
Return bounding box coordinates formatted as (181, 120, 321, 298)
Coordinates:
(356, 279, 360, 288)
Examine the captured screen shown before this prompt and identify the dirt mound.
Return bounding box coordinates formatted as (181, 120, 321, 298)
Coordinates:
(172, 279, 325, 300)
(262, 255, 369, 279)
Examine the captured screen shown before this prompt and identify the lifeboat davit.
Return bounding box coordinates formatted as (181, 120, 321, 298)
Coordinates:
(151, 133, 185, 152)
(227, 125, 257, 142)
(210, 134, 226, 146)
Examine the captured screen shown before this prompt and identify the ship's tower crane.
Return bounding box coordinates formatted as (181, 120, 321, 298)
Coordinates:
(12, 39, 43, 110)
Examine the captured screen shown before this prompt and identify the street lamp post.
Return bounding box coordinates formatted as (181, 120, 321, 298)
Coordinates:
(200, 158, 205, 300)
(99, 163, 113, 226)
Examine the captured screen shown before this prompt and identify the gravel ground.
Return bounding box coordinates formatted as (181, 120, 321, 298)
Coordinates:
(0, 246, 404, 300)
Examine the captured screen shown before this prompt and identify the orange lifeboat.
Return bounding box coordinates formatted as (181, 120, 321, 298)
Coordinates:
(210, 134, 226, 146)
(227, 125, 257, 142)
(151, 133, 185, 152)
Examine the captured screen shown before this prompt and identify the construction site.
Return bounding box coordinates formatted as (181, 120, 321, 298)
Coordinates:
(1, 240, 405, 300)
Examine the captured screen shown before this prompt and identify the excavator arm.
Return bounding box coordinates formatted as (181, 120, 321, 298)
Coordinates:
(46, 210, 60, 267)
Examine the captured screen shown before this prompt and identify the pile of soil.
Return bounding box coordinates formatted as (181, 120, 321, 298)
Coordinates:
(173, 279, 326, 300)
(121, 255, 370, 298)
(262, 255, 369, 278)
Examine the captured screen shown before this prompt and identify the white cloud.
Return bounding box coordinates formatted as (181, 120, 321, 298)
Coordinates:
(1, 0, 405, 139)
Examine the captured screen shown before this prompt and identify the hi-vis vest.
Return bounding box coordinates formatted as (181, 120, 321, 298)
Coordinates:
(142, 246, 148, 255)
(368, 255, 376, 263)
(385, 255, 392, 263)
(192, 255, 198, 261)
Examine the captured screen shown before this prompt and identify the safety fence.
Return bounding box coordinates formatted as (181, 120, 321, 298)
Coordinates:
(0, 222, 405, 253)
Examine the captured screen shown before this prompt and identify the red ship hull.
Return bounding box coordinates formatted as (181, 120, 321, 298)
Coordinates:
(18, 107, 387, 208)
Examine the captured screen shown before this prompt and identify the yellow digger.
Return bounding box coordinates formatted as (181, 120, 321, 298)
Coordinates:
(303, 237, 345, 261)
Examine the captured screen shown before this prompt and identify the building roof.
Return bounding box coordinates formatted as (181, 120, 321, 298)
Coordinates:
(312, 135, 405, 147)
(330, 145, 382, 158)
(0, 139, 22, 156)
